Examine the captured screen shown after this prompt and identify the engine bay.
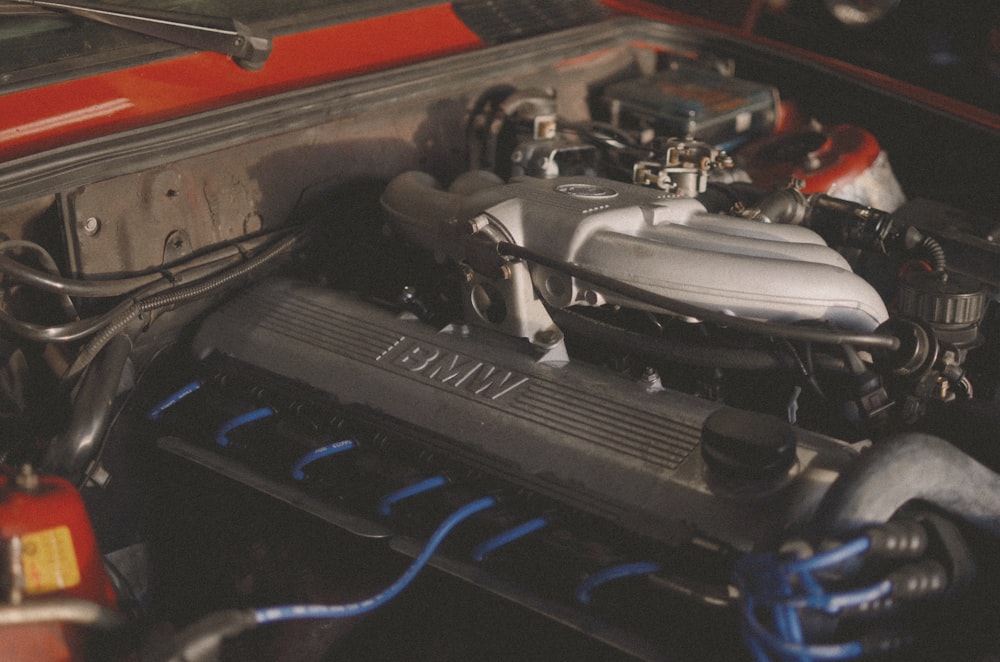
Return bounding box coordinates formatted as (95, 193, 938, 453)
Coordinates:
(1, 15, 999, 661)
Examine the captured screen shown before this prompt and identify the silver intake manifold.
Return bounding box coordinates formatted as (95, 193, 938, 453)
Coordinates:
(381, 172, 889, 350)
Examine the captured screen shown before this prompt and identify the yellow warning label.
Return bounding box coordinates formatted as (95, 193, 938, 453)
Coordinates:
(21, 525, 81, 595)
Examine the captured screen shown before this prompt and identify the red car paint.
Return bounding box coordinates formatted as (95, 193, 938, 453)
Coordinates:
(3, 1, 997, 165)
(0, 4, 484, 162)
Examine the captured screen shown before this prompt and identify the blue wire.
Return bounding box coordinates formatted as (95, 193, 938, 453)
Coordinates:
(772, 602, 801, 642)
(739, 594, 864, 661)
(575, 561, 662, 605)
(784, 537, 869, 574)
(784, 604, 805, 644)
(743, 622, 776, 662)
(253, 496, 497, 624)
(797, 567, 824, 596)
(734, 538, 881, 661)
(291, 440, 356, 480)
(773, 558, 807, 662)
(378, 475, 450, 516)
(775, 603, 808, 662)
(810, 579, 892, 614)
(147, 380, 203, 421)
(215, 407, 275, 447)
(470, 516, 549, 562)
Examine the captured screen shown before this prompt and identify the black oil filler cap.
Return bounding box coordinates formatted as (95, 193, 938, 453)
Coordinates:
(701, 408, 796, 480)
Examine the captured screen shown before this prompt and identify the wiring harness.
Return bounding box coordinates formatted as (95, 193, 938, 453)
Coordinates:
(0, 229, 306, 380)
(144, 356, 977, 662)
(145, 378, 684, 662)
(149, 496, 498, 662)
(733, 514, 974, 661)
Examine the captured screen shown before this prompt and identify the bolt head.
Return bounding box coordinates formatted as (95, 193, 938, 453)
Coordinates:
(81, 217, 101, 236)
(533, 328, 562, 347)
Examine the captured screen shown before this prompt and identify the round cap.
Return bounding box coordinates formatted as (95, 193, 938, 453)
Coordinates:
(701, 408, 797, 481)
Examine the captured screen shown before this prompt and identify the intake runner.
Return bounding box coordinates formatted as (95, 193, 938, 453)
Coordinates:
(380, 172, 889, 352)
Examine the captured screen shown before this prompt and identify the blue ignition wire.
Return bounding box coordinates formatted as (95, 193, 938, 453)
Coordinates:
(575, 561, 662, 605)
(470, 516, 549, 562)
(808, 579, 892, 614)
(773, 602, 809, 662)
(253, 495, 497, 624)
(215, 407, 275, 447)
(743, 623, 775, 662)
(798, 567, 824, 596)
(147, 380, 203, 421)
(784, 537, 870, 574)
(378, 475, 450, 516)
(291, 440, 356, 480)
(739, 594, 864, 661)
(773, 601, 804, 645)
(733, 535, 882, 662)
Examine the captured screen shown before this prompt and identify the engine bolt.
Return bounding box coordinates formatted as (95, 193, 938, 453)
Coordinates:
(466, 214, 490, 234)
(534, 328, 561, 347)
(81, 216, 101, 237)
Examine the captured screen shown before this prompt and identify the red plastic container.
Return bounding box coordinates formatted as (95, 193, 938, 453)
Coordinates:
(0, 467, 118, 662)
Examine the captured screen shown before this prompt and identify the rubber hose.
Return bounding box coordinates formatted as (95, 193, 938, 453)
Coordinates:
(0, 253, 163, 297)
(549, 306, 849, 373)
(814, 433, 1000, 538)
(63, 231, 304, 380)
(921, 235, 947, 271)
(43, 333, 133, 481)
